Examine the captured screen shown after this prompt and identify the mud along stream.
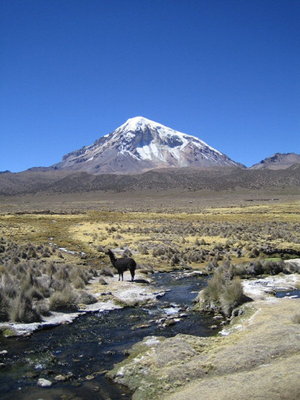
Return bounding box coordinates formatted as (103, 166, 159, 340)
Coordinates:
(0, 272, 221, 400)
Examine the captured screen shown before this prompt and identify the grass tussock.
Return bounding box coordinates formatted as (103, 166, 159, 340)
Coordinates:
(0, 238, 99, 323)
(49, 286, 79, 312)
(291, 314, 300, 324)
(197, 264, 249, 317)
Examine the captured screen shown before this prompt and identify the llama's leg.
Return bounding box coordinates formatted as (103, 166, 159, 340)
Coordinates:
(130, 269, 135, 281)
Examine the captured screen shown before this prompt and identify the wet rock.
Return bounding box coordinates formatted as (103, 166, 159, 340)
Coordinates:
(164, 318, 177, 327)
(131, 323, 151, 330)
(85, 374, 95, 380)
(37, 378, 52, 387)
(23, 371, 40, 379)
(54, 374, 66, 382)
(54, 372, 73, 382)
(104, 350, 115, 356)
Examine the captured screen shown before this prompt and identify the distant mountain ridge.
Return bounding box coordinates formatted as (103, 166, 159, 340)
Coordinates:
(251, 153, 300, 170)
(1, 166, 300, 196)
(53, 117, 243, 174)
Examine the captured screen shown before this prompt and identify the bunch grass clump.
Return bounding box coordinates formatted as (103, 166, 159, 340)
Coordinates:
(0, 238, 99, 323)
(49, 286, 79, 312)
(197, 264, 249, 317)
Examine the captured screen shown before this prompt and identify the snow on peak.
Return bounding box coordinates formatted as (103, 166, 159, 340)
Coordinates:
(117, 116, 161, 133)
(56, 116, 238, 173)
(113, 116, 223, 160)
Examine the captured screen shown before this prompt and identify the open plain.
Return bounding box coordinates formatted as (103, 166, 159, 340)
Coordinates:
(1, 188, 299, 268)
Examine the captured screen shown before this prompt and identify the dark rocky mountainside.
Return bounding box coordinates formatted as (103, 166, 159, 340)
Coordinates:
(1, 166, 300, 196)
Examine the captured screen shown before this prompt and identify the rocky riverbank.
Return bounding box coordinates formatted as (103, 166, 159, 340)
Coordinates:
(108, 272, 300, 400)
(0, 270, 165, 336)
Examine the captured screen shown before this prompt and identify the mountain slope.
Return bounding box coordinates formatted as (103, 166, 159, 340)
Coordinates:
(1, 166, 300, 196)
(251, 153, 300, 170)
(53, 117, 243, 174)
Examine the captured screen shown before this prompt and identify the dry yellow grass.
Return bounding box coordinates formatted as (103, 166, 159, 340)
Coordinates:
(1, 199, 299, 270)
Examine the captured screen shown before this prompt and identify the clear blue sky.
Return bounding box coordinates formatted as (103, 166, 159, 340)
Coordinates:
(1, 0, 299, 172)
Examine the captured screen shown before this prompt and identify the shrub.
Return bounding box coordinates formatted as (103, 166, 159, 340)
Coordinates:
(262, 260, 285, 275)
(35, 300, 50, 316)
(72, 276, 85, 289)
(55, 266, 69, 280)
(70, 267, 90, 286)
(249, 248, 260, 258)
(253, 260, 264, 275)
(9, 293, 41, 323)
(100, 266, 114, 277)
(35, 276, 51, 297)
(49, 287, 79, 312)
(79, 291, 97, 305)
(152, 246, 166, 257)
(50, 277, 67, 292)
(292, 314, 300, 324)
(0, 291, 10, 321)
(198, 266, 249, 317)
(137, 244, 149, 255)
(220, 277, 244, 317)
(205, 267, 226, 303)
(25, 286, 44, 301)
(2, 274, 18, 299)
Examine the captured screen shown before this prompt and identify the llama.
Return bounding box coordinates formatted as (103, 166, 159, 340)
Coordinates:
(105, 249, 136, 281)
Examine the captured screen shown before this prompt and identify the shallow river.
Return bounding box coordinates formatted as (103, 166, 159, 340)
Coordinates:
(0, 272, 220, 400)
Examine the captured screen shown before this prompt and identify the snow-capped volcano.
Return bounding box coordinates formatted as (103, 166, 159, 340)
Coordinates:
(53, 117, 241, 174)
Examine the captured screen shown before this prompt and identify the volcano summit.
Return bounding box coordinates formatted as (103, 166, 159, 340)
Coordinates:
(53, 117, 242, 174)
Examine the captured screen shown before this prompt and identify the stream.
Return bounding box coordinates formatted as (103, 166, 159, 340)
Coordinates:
(0, 272, 220, 400)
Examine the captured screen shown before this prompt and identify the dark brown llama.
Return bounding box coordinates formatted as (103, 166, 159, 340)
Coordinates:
(105, 249, 136, 281)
